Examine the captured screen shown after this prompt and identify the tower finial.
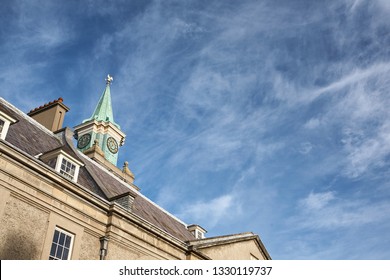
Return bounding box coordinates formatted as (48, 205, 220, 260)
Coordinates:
(105, 74, 113, 85)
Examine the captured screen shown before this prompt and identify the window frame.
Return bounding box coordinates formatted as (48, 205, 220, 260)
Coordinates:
(195, 229, 204, 239)
(58, 156, 77, 181)
(54, 153, 82, 182)
(49, 227, 74, 260)
(0, 119, 4, 137)
(0, 111, 17, 140)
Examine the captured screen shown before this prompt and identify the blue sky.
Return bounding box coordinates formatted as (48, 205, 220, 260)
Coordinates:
(1, 0, 390, 259)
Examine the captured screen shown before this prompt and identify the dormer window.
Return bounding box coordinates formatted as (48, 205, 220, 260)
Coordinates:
(187, 224, 207, 240)
(0, 110, 17, 140)
(40, 149, 83, 183)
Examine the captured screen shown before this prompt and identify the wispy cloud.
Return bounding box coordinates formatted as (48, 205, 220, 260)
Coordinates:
(0, 1, 75, 111)
(2, 0, 390, 260)
(176, 193, 238, 228)
(313, 63, 390, 99)
(295, 191, 390, 229)
(341, 124, 390, 178)
(10, 1, 74, 49)
(300, 191, 336, 210)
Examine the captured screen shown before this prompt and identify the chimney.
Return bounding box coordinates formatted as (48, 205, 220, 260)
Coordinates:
(28, 97, 70, 132)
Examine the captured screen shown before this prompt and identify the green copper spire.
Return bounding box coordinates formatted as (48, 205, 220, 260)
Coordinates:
(75, 74, 126, 167)
(84, 74, 120, 128)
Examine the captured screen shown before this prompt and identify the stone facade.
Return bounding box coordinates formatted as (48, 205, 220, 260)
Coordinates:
(0, 143, 191, 259)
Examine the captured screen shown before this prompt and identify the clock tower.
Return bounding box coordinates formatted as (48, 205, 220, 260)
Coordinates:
(74, 75, 125, 167)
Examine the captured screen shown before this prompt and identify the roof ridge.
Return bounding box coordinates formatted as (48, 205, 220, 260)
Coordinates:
(76, 150, 189, 227)
(201, 232, 254, 241)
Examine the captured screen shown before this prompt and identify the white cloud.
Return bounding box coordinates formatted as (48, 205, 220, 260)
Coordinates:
(172, 18, 205, 35)
(302, 61, 390, 179)
(2, 0, 390, 259)
(294, 191, 390, 230)
(299, 142, 313, 155)
(374, 0, 390, 12)
(176, 194, 237, 228)
(300, 191, 335, 210)
(322, 64, 390, 108)
(342, 125, 390, 178)
(93, 34, 114, 59)
(12, 1, 74, 49)
(304, 118, 321, 129)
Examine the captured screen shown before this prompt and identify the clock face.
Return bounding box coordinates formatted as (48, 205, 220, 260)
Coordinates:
(107, 137, 118, 154)
(77, 133, 91, 149)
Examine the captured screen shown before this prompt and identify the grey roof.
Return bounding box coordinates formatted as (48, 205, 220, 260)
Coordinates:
(0, 97, 195, 242)
(1, 99, 62, 156)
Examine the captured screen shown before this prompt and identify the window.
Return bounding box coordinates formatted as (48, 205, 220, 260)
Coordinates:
(0, 111, 17, 140)
(0, 119, 4, 136)
(60, 158, 76, 180)
(49, 227, 74, 260)
(196, 230, 204, 239)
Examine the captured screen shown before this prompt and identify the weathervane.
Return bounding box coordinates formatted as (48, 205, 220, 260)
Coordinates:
(105, 74, 113, 85)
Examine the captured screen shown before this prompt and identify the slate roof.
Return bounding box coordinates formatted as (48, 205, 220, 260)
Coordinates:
(0, 97, 195, 242)
(1, 99, 62, 156)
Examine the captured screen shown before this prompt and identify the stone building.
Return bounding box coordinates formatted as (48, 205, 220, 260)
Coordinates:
(0, 76, 270, 260)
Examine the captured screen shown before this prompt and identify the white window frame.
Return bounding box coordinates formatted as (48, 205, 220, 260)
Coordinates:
(196, 230, 204, 239)
(49, 227, 74, 260)
(0, 119, 4, 138)
(54, 152, 82, 182)
(187, 225, 207, 239)
(58, 156, 77, 181)
(0, 111, 17, 140)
